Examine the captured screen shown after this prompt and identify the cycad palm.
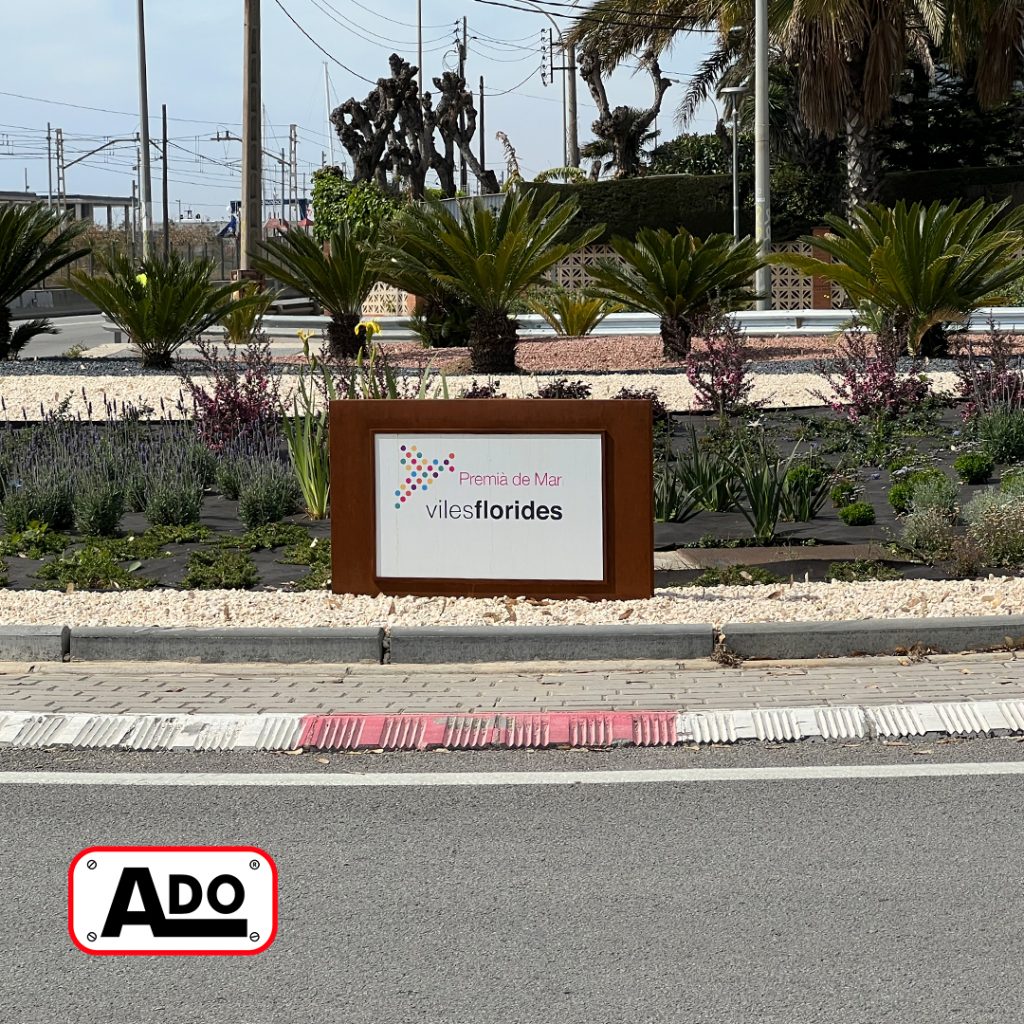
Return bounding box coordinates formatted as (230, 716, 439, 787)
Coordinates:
(71, 251, 259, 369)
(378, 192, 601, 373)
(771, 198, 1024, 357)
(585, 227, 762, 358)
(0, 203, 90, 359)
(252, 223, 376, 359)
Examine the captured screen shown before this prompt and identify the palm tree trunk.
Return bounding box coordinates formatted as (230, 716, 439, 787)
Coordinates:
(469, 312, 518, 373)
(0, 306, 11, 360)
(845, 106, 882, 209)
(327, 313, 365, 360)
(660, 315, 692, 361)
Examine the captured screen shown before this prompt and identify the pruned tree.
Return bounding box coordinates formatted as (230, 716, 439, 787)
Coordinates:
(578, 47, 671, 178)
(333, 55, 498, 199)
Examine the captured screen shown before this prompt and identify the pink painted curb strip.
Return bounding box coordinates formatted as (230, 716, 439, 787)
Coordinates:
(298, 711, 680, 751)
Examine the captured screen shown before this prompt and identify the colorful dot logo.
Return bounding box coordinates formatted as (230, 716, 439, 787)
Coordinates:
(395, 444, 454, 508)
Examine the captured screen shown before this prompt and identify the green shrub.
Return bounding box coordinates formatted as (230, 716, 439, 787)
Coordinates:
(74, 478, 125, 537)
(963, 490, 1024, 566)
(954, 451, 995, 484)
(838, 501, 876, 526)
(229, 522, 311, 552)
(0, 521, 68, 558)
(829, 481, 858, 508)
(888, 468, 951, 514)
(826, 560, 903, 582)
(215, 456, 244, 501)
(1001, 466, 1024, 495)
(910, 474, 960, 517)
(237, 462, 301, 530)
(900, 507, 957, 559)
(0, 556, 7, 586)
(2, 477, 74, 532)
(535, 378, 592, 400)
(280, 536, 332, 590)
(887, 481, 915, 515)
(977, 408, 1024, 463)
(691, 564, 781, 587)
(181, 549, 260, 589)
(35, 545, 150, 590)
(145, 481, 204, 528)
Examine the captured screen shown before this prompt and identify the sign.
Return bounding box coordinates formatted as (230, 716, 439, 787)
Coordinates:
(330, 400, 654, 600)
(375, 433, 604, 580)
(68, 846, 278, 956)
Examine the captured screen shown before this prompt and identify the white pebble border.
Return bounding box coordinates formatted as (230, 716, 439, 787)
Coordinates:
(0, 370, 961, 419)
(0, 577, 1020, 630)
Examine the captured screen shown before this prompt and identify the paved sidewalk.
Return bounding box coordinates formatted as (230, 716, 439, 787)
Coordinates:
(0, 651, 1022, 715)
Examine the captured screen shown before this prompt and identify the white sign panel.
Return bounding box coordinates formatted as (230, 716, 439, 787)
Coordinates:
(375, 433, 605, 580)
(69, 846, 277, 956)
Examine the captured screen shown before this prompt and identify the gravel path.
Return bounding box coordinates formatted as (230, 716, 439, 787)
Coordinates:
(0, 577, 1020, 629)
(0, 368, 961, 419)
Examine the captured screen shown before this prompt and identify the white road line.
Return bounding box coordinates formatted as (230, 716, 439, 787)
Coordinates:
(1, 762, 1023, 787)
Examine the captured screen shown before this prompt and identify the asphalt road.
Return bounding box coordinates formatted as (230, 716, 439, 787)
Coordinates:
(3, 739, 1024, 1024)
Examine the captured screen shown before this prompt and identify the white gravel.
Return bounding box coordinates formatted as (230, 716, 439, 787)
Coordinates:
(0, 577, 1020, 630)
(0, 370, 962, 418)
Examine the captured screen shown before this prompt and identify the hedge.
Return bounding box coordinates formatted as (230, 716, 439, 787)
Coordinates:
(876, 165, 1024, 207)
(527, 174, 735, 242)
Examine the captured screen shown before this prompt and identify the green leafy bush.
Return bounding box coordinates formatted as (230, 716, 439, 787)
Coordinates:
(731, 443, 790, 544)
(181, 549, 260, 590)
(36, 545, 150, 590)
(963, 490, 1024, 566)
(954, 451, 994, 484)
(910, 474, 960, 517)
(280, 537, 332, 590)
(228, 522, 310, 552)
(74, 477, 125, 537)
(528, 290, 620, 337)
(654, 450, 698, 523)
(0, 521, 68, 558)
(691, 565, 781, 587)
(829, 481, 858, 508)
(838, 501, 876, 526)
(900, 507, 957, 559)
(676, 429, 737, 512)
(145, 479, 204, 528)
(827, 560, 903, 582)
(888, 468, 949, 514)
(977, 408, 1024, 463)
(237, 461, 301, 530)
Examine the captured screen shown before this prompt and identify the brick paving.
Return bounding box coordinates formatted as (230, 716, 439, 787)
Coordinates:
(0, 652, 1022, 715)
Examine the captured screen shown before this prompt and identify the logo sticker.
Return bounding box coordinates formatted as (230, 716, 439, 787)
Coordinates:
(68, 846, 278, 956)
(394, 443, 456, 508)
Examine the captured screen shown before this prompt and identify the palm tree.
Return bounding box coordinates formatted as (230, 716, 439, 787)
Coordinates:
(585, 226, 762, 358)
(580, 108, 660, 179)
(771, 198, 1024, 357)
(71, 251, 259, 369)
(377, 193, 602, 373)
(0, 203, 90, 359)
(567, 0, 1024, 204)
(252, 223, 376, 359)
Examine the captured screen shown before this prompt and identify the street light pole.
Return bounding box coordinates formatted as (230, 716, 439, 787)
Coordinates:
(753, 0, 772, 309)
(136, 0, 153, 259)
(722, 84, 750, 242)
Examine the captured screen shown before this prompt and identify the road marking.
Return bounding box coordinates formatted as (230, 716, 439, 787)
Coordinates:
(1, 762, 1024, 787)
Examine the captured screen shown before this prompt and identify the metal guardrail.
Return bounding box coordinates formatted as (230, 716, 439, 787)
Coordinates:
(100, 307, 1024, 345)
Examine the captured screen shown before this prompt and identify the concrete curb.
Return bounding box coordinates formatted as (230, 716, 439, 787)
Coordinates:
(388, 624, 714, 663)
(2, 699, 1023, 751)
(1, 614, 1022, 664)
(0, 626, 69, 662)
(68, 627, 384, 664)
(719, 615, 1024, 661)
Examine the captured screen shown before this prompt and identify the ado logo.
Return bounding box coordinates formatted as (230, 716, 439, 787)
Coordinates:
(68, 846, 278, 956)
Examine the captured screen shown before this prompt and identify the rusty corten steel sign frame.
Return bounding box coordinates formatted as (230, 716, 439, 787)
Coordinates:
(329, 399, 654, 600)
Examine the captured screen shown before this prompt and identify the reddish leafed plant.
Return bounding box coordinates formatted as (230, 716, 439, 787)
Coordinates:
(178, 335, 282, 450)
(953, 324, 1024, 419)
(814, 323, 931, 424)
(684, 316, 760, 422)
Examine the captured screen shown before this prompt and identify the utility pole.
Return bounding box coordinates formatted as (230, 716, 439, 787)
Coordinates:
(324, 62, 335, 165)
(753, 0, 772, 309)
(565, 44, 578, 167)
(478, 76, 486, 173)
(55, 128, 66, 213)
(46, 123, 53, 208)
(280, 147, 286, 224)
(161, 104, 170, 260)
(458, 17, 468, 193)
(417, 0, 423, 98)
(241, 0, 263, 273)
(136, 0, 153, 259)
(289, 124, 298, 223)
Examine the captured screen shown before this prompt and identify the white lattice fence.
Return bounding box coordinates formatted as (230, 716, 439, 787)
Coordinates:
(551, 245, 618, 290)
(362, 280, 405, 317)
(770, 241, 814, 310)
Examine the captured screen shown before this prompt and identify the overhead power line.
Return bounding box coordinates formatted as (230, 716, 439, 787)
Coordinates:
(273, 0, 377, 84)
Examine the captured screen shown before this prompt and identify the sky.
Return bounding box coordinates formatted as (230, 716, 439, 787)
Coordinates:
(0, 0, 715, 223)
